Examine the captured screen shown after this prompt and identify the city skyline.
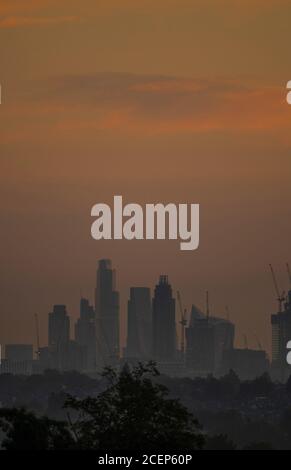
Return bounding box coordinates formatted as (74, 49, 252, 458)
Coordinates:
(1, 259, 291, 366)
(1, 257, 291, 357)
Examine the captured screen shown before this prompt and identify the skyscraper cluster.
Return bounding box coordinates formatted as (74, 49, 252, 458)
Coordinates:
(2, 258, 287, 381)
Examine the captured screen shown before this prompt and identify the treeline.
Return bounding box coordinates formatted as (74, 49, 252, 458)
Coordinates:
(1, 365, 291, 449)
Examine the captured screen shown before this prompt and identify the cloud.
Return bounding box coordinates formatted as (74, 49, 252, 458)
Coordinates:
(42, 73, 291, 133)
(0, 0, 54, 15)
(0, 15, 80, 28)
(2, 73, 290, 141)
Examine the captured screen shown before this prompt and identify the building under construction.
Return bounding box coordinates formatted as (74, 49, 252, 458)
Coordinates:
(271, 290, 291, 381)
(270, 264, 291, 381)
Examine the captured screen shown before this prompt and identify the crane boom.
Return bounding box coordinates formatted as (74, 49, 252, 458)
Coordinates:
(269, 264, 285, 312)
(269, 264, 280, 298)
(243, 334, 248, 349)
(255, 334, 262, 350)
(206, 290, 209, 320)
(35, 313, 40, 359)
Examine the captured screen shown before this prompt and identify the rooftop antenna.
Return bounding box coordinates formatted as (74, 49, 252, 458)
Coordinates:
(225, 305, 230, 321)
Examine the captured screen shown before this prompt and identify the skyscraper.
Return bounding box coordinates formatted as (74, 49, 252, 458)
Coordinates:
(75, 298, 96, 371)
(95, 259, 120, 368)
(46, 304, 84, 371)
(48, 305, 70, 348)
(126, 287, 152, 360)
(152, 275, 176, 362)
(186, 305, 235, 376)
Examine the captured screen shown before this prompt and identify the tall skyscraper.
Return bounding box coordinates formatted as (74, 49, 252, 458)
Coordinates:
(48, 305, 70, 348)
(152, 275, 176, 362)
(75, 298, 96, 371)
(95, 259, 120, 368)
(126, 287, 152, 360)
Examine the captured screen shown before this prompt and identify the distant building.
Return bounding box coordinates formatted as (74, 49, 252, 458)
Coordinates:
(38, 341, 85, 372)
(35, 304, 84, 372)
(152, 275, 176, 362)
(126, 287, 152, 360)
(271, 289, 291, 381)
(75, 298, 96, 371)
(5, 344, 33, 362)
(0, 359, 33, 375)
(95, 259, 120, 368)
(48, 305, 70, 348)
(57, 340, 85, 371)
(186, 305, 234, 376)
(38, 346, 52, 370)
(221, 348, 270, 380)
(0, 344, 34, 375)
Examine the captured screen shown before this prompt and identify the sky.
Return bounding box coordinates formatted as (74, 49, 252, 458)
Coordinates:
(1, 0, 291, 355)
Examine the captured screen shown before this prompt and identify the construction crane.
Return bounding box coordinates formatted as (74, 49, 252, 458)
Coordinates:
(269, 264, 285, 313)
(206, 290, 210, 321)
(243, 334, 248, 350)
(254, 334, 262, 351)
(177, 291, 187, 356)
(34, 313, 40, 359)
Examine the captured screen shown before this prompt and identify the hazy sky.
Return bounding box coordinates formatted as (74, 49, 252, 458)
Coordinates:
(1, 0, 291, 355)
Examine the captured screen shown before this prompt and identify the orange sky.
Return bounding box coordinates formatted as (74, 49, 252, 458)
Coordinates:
(1, 0, 291, 355)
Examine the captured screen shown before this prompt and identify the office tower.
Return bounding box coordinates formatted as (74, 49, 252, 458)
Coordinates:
(42, 303, 85, 372)
(126, 287, 152, 360)
(271, 289, 291, 381)
(95, 259, 120, 368)
(75, 297, 96, 370)
(46, 304, 83, 372)
(152, 275, 176, 362)
(48, 305, 70, 347)
(38, 341, 85, 373)
(186, 305, 235, 376)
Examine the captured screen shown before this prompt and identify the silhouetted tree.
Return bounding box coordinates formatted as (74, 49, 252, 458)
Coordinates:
(65, 361, 205, 450)
(204, 434, 237, 450)
(0, 362, 204, 451)
(0, 408, 74, 450)
(240, 372, 274, 399)
(220, 369, 240, 398)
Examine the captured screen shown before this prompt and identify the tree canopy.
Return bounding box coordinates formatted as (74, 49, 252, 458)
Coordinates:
(0, 362, 205, 451)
